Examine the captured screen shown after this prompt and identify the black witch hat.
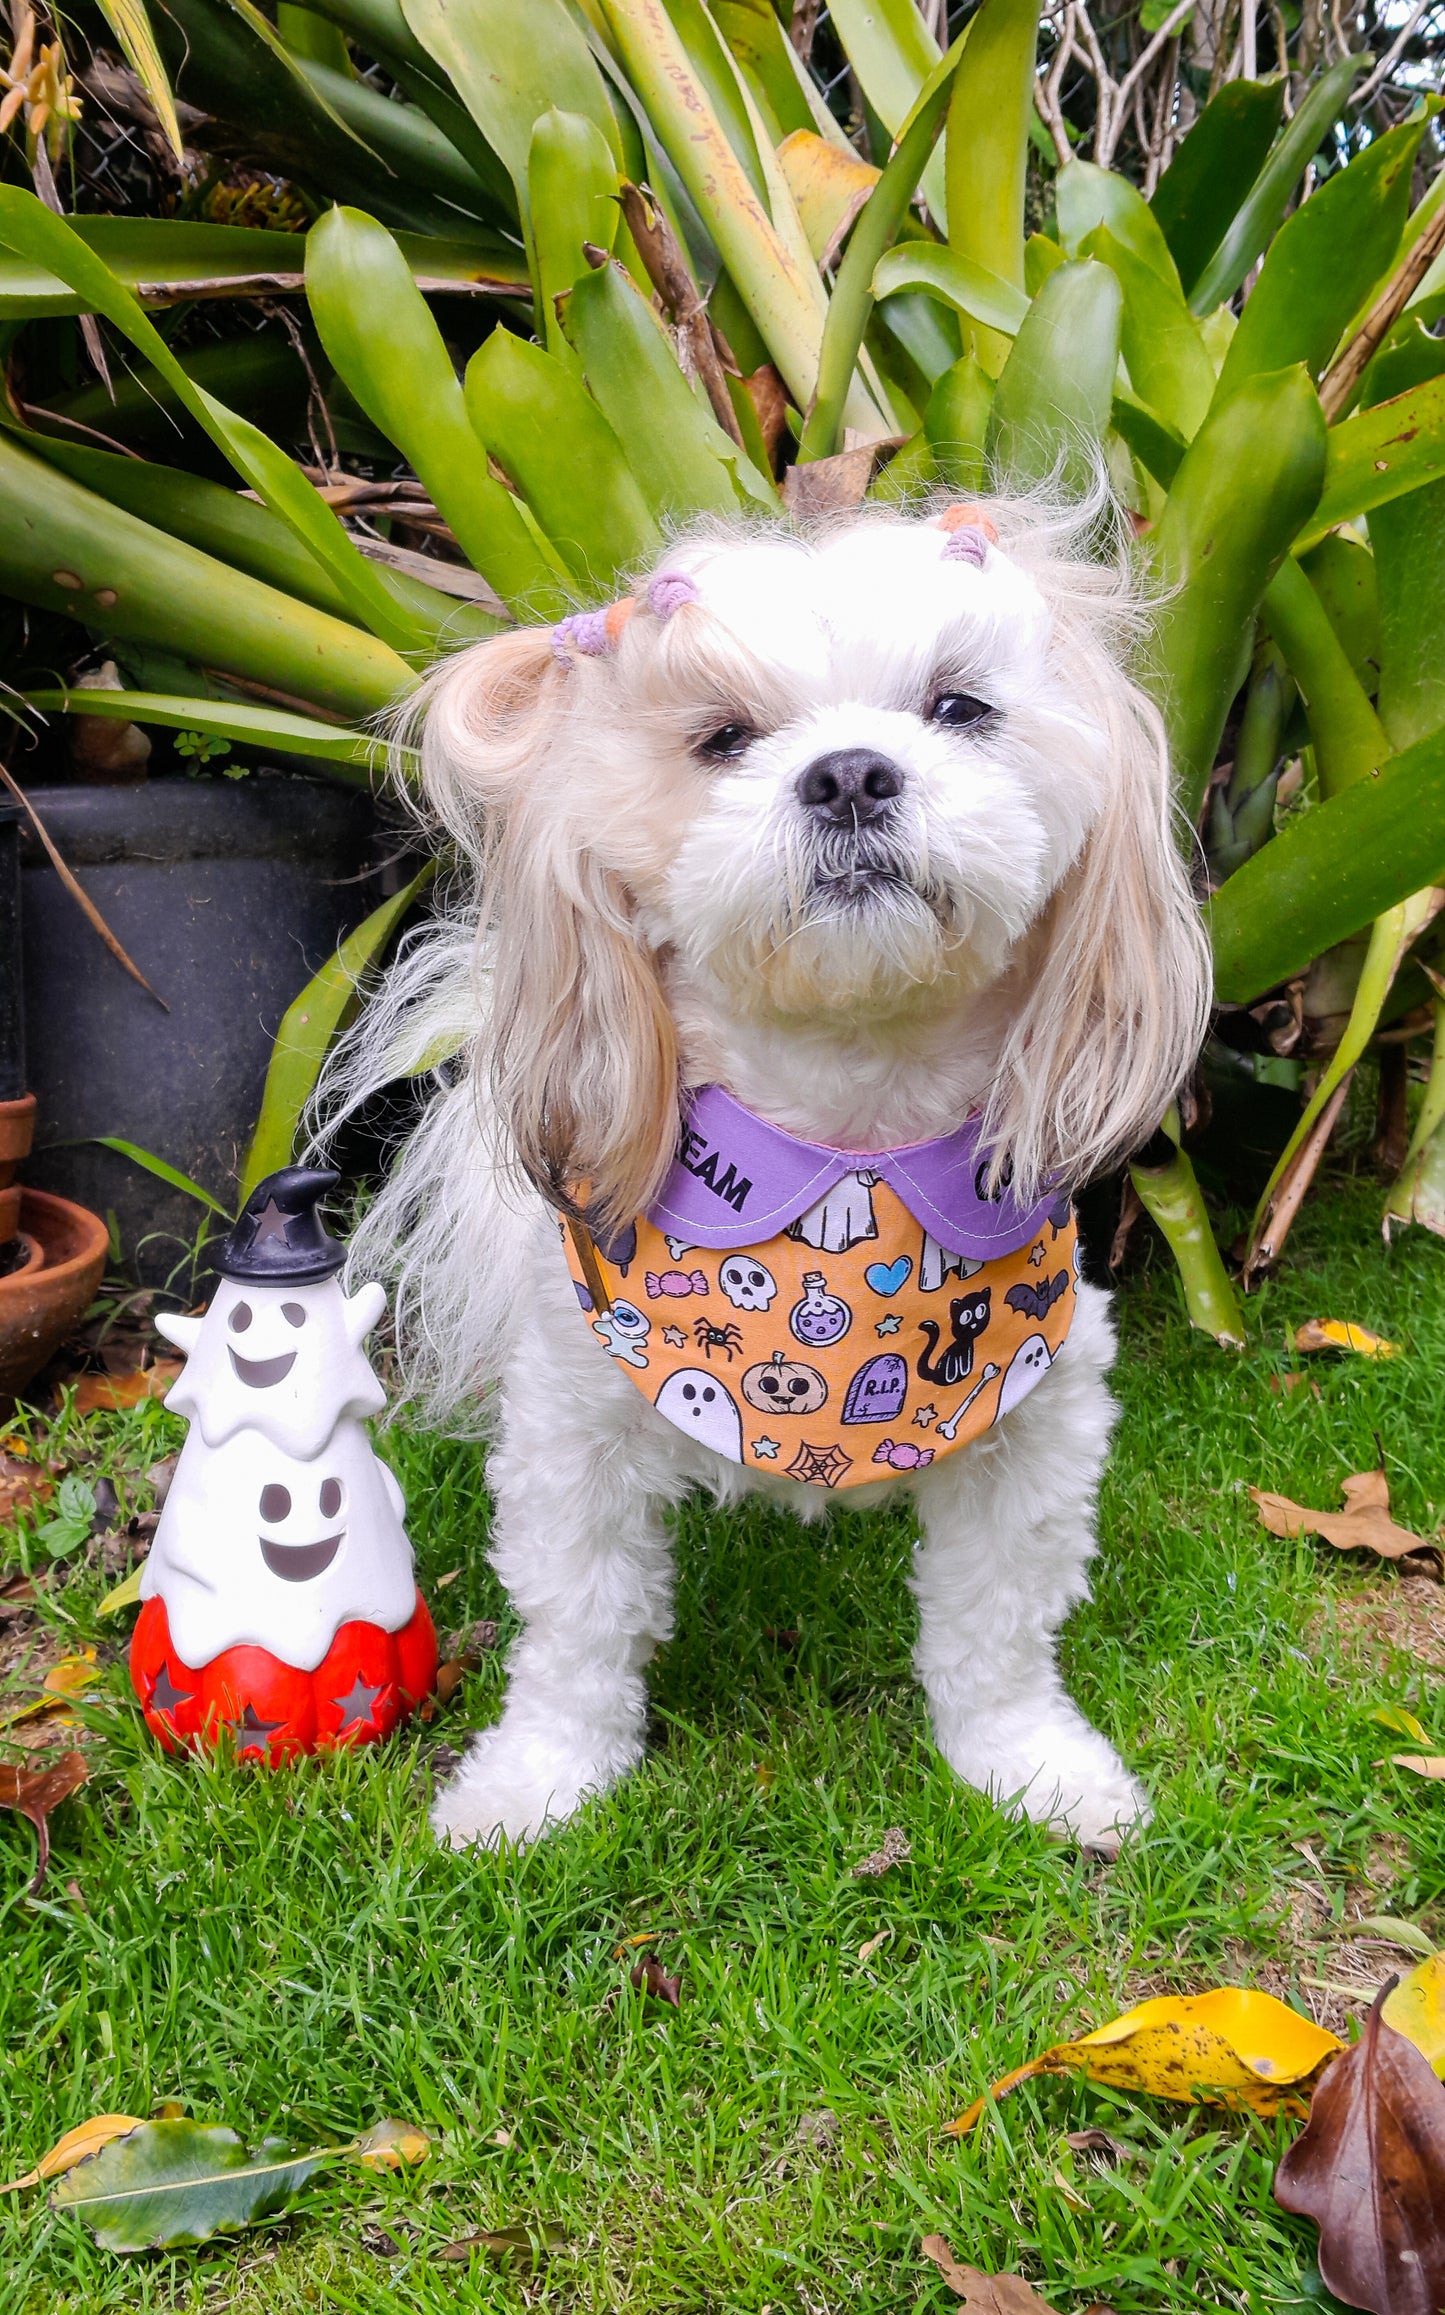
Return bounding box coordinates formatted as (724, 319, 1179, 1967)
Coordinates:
(218, 1167, 347, 1285)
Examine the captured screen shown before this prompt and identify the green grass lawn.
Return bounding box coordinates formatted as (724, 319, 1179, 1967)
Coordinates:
(4, 1177, 1445, 2314)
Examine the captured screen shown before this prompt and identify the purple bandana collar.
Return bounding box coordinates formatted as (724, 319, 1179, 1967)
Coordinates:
(644, 1084, 1060, 1256)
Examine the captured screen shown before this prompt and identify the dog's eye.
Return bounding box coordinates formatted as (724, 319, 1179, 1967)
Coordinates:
(695, 722, 754, 762)
(930, 692, 992, 729)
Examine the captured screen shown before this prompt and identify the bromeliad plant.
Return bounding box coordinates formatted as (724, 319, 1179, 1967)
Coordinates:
(3, 0, 1445, 1337)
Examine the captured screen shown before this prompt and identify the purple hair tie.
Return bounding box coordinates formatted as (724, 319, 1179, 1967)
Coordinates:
(551, 608, 615, 666)
(941, 525, 990, 569)
(648, 570, 699, 620)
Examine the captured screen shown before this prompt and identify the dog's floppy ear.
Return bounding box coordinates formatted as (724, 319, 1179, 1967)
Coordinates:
(982, 664, 1212, 1197)
(415, 628, 679, 1236)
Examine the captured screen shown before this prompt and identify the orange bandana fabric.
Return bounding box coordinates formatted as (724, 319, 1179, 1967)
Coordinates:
(563, 1180, 1078, 1489)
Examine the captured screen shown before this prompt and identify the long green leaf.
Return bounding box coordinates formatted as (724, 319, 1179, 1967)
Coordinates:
(827, 0, 947, 228)
(1188, 54, 1368, 315)
(1298, 372, 1445, 548)
(465, 331, 659, 593)
(562, 262, 774, 517)
(984, 257, 1121, 494)
(1083, 223, 1214, 440)
(925, 354, 994, 490)
(1213, 115, 1425, 398)
(82, 1139, 234, 1219)
(799, 27, 968, 463)
(941, 0, 1039, 370)
(871, 242, 1029, 341)
(1372, 477, 1445, 752)
(1260, 558, 1388, 796)
(94, 0, 186, 161)
(1058, 159, 1182, 287)
(0, 189, 430, 660)
(398, 0, 617, 213)
(51, 2121, 339, 2253)
(1149, 78, 1284, 298)
(305, 206, 569, 618)
(1207, 720, 1445, 1002)
(0, 434, 408, 723)
(530, 111, 620, 357)
(1148, 364, 1326, 823)
(241, 865, 436, 1200)
(24, 689, 404, 780)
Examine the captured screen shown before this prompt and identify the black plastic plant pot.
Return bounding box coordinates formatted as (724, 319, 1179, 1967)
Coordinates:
(18, 773, 380, 1286)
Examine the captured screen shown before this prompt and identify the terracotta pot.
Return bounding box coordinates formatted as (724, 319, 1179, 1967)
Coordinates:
(0, 1092, 36, 1191)
(0, 1185, 110, 1399)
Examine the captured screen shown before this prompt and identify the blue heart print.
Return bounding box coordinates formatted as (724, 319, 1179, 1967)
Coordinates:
(864, 1256, 912, 1297)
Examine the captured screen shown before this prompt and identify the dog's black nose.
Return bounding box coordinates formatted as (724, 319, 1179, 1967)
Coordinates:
(795, 747, 903, 824)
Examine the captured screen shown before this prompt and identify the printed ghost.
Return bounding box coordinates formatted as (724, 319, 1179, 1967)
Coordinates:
(157, 1275, 387, 1462)
(787, 1170, 880, 1253)
(919, 1234, 985, 1293)
(993, 1333, 1054, 1422)
(718, 1254, 777, 1312)
(140, 1421, 417, 1670)
(653, 1368, 744, 1461)
(591, 1299, 651, 1366)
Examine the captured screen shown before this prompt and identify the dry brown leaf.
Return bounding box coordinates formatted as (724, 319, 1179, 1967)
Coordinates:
(1275, 1982, 1445, 2314)
(1065, 2128, 1136, 2164)
(0, 1749, 88, 1892)
(0, 2112, 143, 2194)
(72, 1360, 182, 1414)
(432, 1656, 476, 1707)
(629, 1955, 681, 2006)
(1391, 1755, 1445, 1779)
(857, 1929, 893, 1964)
(1268, 1373, 1320, 1399)
(434, 2220, 565, 2267)
(853, 1827, 910, 1877)
(1252, 1471, 1442, 1577)
(0, 1455, 52, 1524)
(920, 2237, 1059, 2311)
(1295, 1318, 1400, 1359)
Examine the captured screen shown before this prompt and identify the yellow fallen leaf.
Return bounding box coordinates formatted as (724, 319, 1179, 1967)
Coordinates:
(776, 128, 878, 266)
(1, 1649, 100, 1728)
(98, 1563, 145, 1618)
(1383, 1952, 1445, 2075)
(1373, 1706, 1432, 1743)
(354, 2118, 434, 2171)
(1294, 1317, 1399, 1358)
(1391, 1754, 1445, 1779)
(857, 1929, 893, 1964)
(0, 2113, 143, 2192)
(947, 1988, 1342, 2134)
(72, 1360, 182, 1414)
(1251, 1472, 1440, 1573)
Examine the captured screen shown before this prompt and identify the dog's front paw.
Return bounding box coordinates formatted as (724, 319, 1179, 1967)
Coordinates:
(429, 1726, 630, 1852)
(938, 1709, 1150, 1854)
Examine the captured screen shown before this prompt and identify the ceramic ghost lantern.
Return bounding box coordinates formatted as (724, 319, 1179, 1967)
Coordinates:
(129, 1167, 437, 1760)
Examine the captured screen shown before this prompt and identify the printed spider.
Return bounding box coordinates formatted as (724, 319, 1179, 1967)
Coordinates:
(693, 1317, 744, 1361)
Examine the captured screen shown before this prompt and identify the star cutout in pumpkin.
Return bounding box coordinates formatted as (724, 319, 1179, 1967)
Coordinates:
(228, 1703, 284, 1748)
(332, 1673, 388, 1734)
(249, 1198, 292, 1245)
(662, 1325, 687, 1348)
(874, 1313, 903, 1337)
(1027, 1239, 1046, 1267)
(750, 1437, 781, 1460)
(912, 1404, 937, 1429)
(148, 1663, 194, 1716)
(786, 1439, 852, 1488)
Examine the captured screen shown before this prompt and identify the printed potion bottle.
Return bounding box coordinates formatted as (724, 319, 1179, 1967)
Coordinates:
(789, 1271, 852, 1348)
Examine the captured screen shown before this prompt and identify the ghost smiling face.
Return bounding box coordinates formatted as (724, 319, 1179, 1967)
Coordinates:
(718, 1255, 777, 1312)
(157, 1275, 387, 1462)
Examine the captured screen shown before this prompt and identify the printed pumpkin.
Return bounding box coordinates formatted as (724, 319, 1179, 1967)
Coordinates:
(129, 1590, 438, 1759)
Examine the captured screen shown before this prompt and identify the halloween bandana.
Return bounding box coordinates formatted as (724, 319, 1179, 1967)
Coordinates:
(563, 1086, 1078, 1488)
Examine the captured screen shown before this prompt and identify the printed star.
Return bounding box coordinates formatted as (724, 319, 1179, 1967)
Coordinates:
(228, 1703, 284, 1748)
(249, 1198, 292, 1245)
(786, 1439, 852, 1488)
(912, 1404, 937, 1429)
(750, 1437, 781, 1460)
(332, 1673, 388, 1733)
(147, 1663, 194, 1716)
(874, 1313, 903, 1336)
(662, 1325, 687, 1348)
(1027, 1239, 1046, 1267)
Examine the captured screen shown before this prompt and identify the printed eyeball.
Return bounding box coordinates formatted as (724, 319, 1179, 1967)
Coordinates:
(592, 1298, 652, 1366)
(607, 1299, 649, 1342)
(719, 1255, 777, 1312)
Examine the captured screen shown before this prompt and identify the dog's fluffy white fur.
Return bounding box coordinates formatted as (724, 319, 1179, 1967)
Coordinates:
(320, 494, 1210, 1853)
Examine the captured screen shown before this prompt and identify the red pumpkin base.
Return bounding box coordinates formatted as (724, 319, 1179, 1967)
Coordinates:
(130, 1589, 439, 1761)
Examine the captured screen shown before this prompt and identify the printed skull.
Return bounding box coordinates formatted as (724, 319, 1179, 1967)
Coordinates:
(718, 1254, 778, 1311)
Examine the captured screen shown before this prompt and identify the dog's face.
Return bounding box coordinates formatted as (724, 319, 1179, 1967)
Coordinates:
(619, 520, 1108, 1028)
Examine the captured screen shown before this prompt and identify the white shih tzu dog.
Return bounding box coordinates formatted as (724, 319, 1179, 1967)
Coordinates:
(330, 495, 1210, 1853)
